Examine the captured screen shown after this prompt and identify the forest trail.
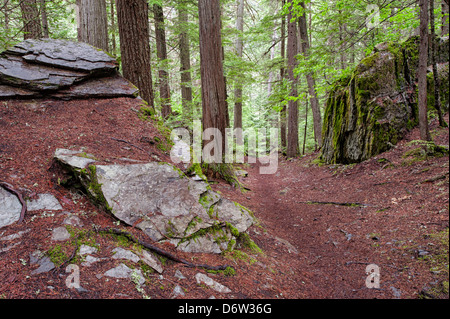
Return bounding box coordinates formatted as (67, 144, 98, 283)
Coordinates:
(0, 98, 448, 299)
(213, 116, 449, 298)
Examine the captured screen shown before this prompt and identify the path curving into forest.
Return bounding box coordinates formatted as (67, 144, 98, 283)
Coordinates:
(213, 120, 449, 299)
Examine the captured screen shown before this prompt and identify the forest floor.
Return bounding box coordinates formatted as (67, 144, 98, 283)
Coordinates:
(0, 97, 448, 300)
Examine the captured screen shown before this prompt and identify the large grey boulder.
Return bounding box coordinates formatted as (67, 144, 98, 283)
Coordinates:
(321, 36, 449, 164)
(54, 149, 255, 254)
(0, 39, 138, 100)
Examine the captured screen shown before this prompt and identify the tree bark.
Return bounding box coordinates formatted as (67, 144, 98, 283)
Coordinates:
(442, 0, 449, 35)
(280, 0, 287, 151)
(110, 0, 117, 55)
(298, 1, 322, 148)
(3, 0, 10, 30)
(153, 3, 172, 119)
(39, 0, 49, 38)
(302, 98, 308, 155)
(116, 0, 155, 108)
(77, 0, 108, 52)
(286, 3, 299, 158)
(234, 0, 244, 145)
(430, 0, 448, 127)
(178, 7, 193, 117)
(20, 0, 42, 39)
(198, 0, 228, 158)
(418, 0, 431, 141)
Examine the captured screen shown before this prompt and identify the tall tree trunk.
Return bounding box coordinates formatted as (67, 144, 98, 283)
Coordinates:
(338, 9, 346, 70)
(77, 0, 108, 52)
(178, 6, 193, 117)
(198, 0, 228, 159)
(442, 0, 449, 35)
(430, 0, 448, 127)
(39, 0, 49, 38)
(234, 0, 244, 145)
(280, 0, 287, 152)
(286, 3, 299, 158)
(298, 1, 322, 148)
(110, 0, 117, 55)
(418, 0, 431, 141)
(116, 0, 154, 108)
(3, 0, 10, 30)
(20, 0, 42, 39)
(153, 3, 172, 119)
(302, 98, 308, 155)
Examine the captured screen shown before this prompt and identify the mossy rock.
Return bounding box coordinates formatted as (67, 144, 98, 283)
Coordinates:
(403, 140, 449, 161)
(321, 36, 449, 164)
(53, 148, 255, 255)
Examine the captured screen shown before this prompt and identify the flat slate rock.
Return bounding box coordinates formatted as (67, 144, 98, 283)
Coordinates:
(0, 84, 38, 98)
(0, 55, 88, 91)
(6, 39, 117, 73)
(53, 74, 139, 99)
(0, 39, 139, 100)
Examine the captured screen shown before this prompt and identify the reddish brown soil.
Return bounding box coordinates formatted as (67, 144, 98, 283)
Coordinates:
(0, 97, 448, 299)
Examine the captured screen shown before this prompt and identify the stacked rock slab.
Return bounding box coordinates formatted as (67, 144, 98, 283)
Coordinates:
(54, 149, 255, 254)
(0, 39, 138, 99)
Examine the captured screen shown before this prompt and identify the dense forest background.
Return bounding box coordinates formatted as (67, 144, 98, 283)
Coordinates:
(1, 0, 449, 155)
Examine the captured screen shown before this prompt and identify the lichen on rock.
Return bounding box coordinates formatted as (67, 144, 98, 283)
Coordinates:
(53, 148, 255, 254)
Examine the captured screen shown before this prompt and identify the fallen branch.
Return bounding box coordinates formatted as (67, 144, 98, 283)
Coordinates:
(297, 200, 368, 208)
(0, 181, 27, 223)
(97, 227, 232, 272)
(421, 172, 449, 184)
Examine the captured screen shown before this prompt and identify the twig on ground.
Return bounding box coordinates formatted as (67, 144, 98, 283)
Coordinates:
(111, 137, 153, 157)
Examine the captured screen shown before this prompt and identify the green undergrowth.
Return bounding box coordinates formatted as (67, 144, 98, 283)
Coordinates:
(137, 105, 173, 155)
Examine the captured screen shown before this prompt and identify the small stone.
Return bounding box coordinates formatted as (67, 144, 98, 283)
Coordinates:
(172, 285, 185, 299)
(195, 273, 231, 294)
(174, 270, 186, 280)
(51, 227, 71, 241)
(0, 186, 22, 228)
(30, 250, 55, 275)
(63, 215, 83, 227)
(111, 247, 140, 263)
(26, 194, 63, 211)
(79, 245, 98, 256)
(81, 255, 102, 267)
(390, 286, 402, 299)
(418, 250, 430, 257)
(1, 229, 30, 241)
(139, 250, 163, 274)
(104, 263, 145, 285)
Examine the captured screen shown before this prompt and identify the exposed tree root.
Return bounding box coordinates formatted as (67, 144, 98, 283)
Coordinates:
(96, 227, 233, 272)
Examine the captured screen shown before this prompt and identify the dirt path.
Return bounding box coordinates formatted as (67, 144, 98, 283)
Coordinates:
(215, 116, 449, 299)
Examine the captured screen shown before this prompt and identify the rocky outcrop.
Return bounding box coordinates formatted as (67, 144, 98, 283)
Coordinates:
(0, 39, 138, 100)
(321, 36, 449, 164)
(53, 149, 255, 254)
